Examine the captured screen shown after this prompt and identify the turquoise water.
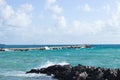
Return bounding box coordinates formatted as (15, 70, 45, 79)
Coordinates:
(0, 45, 120, 80)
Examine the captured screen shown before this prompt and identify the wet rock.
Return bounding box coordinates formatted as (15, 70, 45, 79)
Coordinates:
(26, 64, 120, 80)
(79, 72, 88, 80)
(103, 69, 118, 80)
(26, 69, 40, 74)
(0, 48, 5, 51)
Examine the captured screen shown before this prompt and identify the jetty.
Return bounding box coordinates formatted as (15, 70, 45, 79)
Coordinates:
(0, 45, 91, 51)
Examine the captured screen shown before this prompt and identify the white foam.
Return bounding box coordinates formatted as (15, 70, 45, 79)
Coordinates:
(4, 49, 11, 51)
(0, 71, 47, 77)
(0, 61, 69, 77)
(39, 61, 69, 68)
(44, 46, 50, 50)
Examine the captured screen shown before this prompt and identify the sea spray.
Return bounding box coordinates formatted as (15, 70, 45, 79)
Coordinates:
(0, 71, 46, 77)
(0, 70, 57, 80)
(38, 61, 69, 69)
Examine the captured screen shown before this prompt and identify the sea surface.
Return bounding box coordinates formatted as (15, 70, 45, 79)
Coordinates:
(0, 44, 120, 80)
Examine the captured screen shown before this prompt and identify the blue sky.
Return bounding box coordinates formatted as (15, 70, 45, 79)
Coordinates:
(0, 0, 120, 44)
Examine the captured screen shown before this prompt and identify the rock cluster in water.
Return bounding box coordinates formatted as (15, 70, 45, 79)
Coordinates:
(26, 64, 120, 80)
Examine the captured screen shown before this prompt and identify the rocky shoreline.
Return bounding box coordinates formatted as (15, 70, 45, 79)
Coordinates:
(26, 64, 120, 80)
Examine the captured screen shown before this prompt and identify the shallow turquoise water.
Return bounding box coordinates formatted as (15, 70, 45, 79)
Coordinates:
(0, 45, 120, 80)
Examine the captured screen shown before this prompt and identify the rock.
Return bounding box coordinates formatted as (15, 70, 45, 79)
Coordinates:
(103, 69, 118, 80)
(0, 48, 5, 51)
(116, 69, 120, 80)
(26, 69, 40, 74)
(26, 64, 120, 80)
(79, 72, 88, 80)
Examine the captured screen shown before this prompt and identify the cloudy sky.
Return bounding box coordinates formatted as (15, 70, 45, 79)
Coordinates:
(0, 0, 120, 44)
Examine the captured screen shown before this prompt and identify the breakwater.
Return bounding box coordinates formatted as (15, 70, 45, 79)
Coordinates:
(0, 45, 91, 51)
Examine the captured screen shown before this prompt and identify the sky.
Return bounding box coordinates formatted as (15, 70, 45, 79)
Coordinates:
(0, 0, 120, 44)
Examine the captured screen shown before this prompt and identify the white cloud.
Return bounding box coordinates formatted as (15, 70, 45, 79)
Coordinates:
(0, 1, 33, 28)
(103, 4, 111, 12)
(27, 1, 120, 44)
(73, 20, 80, 26)
(44, 0, 65, 29)
(117, 2, 120, 10)
(74, 2, 120, 36)
(47, 0, 56, 5)
(50, 14, 67, 31)
(58, 16, 67, 27)
(7, 11, 32, 27)
(1, 0, 120, 44)
(45, 0, 62, 14)
(0, 0, 34, 43)
(51, 4, 62, 14)
(92, 20, 105, 34)
(81, 4, 91, 12)
(0, 0, 6, 6)
(0, 5, 14, 20)
(18, 3, 33, 13)
(107, 2, 120, 32)
(71, 20, 83, 34)
(70, 20, 101, 35)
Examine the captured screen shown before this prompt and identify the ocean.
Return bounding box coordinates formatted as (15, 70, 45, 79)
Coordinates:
(0, 44, 120, 80)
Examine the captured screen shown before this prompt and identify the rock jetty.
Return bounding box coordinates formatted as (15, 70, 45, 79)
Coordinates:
(26, 64, 120, 80)
(0, 48, 5, 51)
(0, 45, 91, 51)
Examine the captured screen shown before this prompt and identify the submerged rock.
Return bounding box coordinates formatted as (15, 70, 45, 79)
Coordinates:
(26, 64, 120, 80)
(26, 69, 40, 74)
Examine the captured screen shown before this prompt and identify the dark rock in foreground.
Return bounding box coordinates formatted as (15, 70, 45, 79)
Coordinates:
(26, 64, 120, 80)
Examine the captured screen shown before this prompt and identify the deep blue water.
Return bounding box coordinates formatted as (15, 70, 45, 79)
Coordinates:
(0, 44, 120, 80)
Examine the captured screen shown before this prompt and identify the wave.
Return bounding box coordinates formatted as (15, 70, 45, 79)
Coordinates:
(38, 61, 69, 69)
(0, 71, 57, 80)
(0, 61, 69, 78)
(0, 71, 47, 77)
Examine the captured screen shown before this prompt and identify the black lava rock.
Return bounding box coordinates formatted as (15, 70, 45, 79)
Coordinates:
(26, 64, 120, 80)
